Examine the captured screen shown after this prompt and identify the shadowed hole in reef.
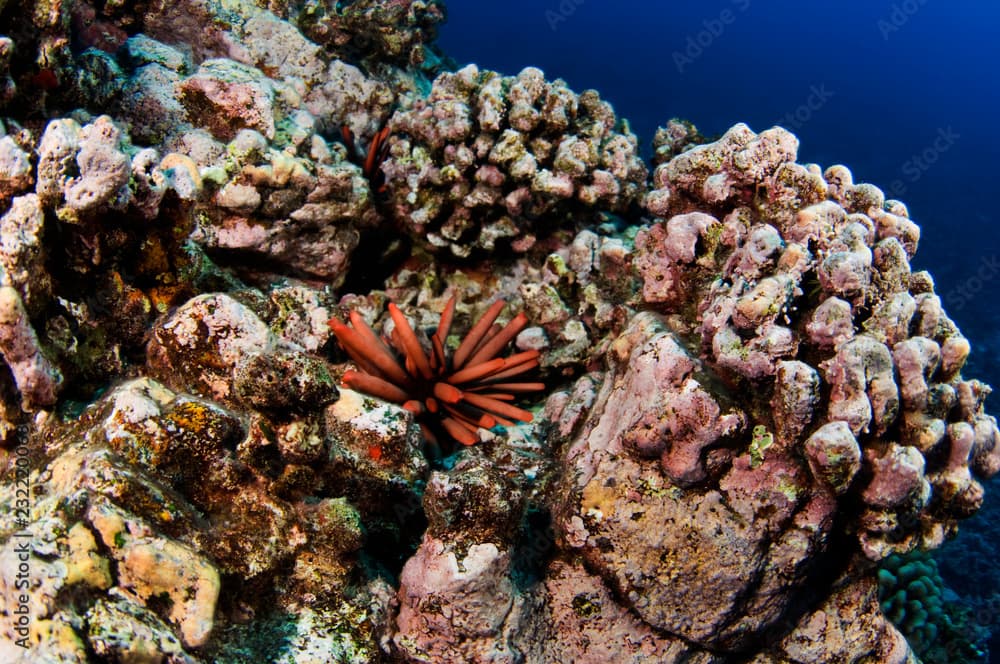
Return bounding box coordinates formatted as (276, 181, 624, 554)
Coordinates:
(510, 506, 557, 590)
(204, 246, 339, 284)
(340, 230, 412, 295)
(754, 508, 857, 652)
(202, 601, 298, 662)
(360, 491, 429, 583)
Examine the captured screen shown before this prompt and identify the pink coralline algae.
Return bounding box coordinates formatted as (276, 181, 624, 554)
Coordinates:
(0, 285, 62, 410)
(539, 121, 998, 659)
(626, 122, 1000, 561)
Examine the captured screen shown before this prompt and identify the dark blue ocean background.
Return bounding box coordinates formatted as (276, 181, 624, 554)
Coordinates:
(440, 0, 1000, 658)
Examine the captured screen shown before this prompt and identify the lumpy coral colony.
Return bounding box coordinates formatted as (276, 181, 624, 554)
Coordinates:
(0, 0, 998, 662)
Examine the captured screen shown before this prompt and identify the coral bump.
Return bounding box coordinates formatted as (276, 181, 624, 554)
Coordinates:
(328, 297, 544, 446)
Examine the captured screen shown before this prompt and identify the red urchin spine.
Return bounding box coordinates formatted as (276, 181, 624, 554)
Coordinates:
(328, 296, 544, 447)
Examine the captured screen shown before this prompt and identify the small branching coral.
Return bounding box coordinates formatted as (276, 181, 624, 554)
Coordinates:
(328, 297, 544, 448)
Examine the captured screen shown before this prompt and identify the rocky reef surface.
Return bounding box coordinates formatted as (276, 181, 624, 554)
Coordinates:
(0, 0, 997, 662)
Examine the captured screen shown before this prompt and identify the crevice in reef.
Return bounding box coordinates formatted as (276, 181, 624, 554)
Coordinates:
(509, 505, 557, 591)
(361, 504, 429, 584)
(340, 228, 412, 295)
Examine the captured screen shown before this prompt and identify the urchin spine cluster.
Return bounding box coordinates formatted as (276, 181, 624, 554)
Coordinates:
(328, 297, 544, 446)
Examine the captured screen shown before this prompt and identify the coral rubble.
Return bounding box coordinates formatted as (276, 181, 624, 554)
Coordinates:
(0, 0, 996, 663)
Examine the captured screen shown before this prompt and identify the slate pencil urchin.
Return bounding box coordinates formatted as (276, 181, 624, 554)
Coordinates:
(328, 296, 544, 447)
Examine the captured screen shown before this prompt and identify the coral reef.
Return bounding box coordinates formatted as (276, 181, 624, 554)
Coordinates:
(879, 550, 989, 662)
(276, 0, 449, 71)
(633, 122, 998, 560)
(381, 64, 648, 256)
(0, 0, 996, 662)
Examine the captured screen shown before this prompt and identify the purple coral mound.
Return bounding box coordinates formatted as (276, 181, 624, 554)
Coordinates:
(633, 122, 999, 558)
(381, 64, 649, 256)
(542, 122, 999, 657)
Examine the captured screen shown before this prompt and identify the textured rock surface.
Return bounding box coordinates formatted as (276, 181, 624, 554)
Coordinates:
(547, 313, 834, 650)
(516, 558, 721, 663)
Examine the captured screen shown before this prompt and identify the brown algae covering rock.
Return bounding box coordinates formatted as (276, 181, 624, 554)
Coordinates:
(549, 313, 834, 651)
(0, 1, 997, 662)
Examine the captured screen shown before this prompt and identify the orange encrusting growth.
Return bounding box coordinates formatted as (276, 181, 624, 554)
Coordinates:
(328, 297, 544, 447)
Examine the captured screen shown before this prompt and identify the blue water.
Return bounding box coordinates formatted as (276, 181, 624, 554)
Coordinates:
(440, 0, 1000, 658)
